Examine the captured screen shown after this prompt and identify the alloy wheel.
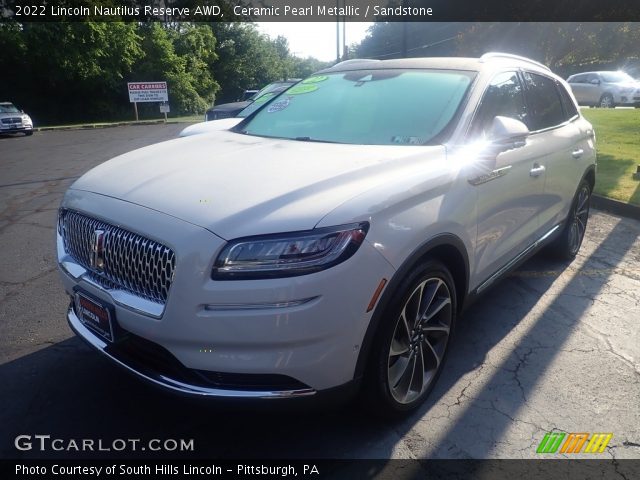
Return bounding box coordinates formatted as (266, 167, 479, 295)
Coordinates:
(599, 95, 614, 108)
(387, 277, 453, 404)
(568, 184, 590, 255)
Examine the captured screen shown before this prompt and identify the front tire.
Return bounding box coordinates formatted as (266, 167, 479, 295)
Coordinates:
(549, 180, 591, 260)
(364, 260, 457, 415)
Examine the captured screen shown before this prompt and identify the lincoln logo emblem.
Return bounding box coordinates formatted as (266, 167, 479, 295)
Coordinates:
(91, 229, 105, 272)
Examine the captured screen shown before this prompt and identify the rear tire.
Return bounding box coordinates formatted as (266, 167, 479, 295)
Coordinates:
(363, 259, 457, 416)
(548, 180, 591, 260)
(598, 93, 615, 108)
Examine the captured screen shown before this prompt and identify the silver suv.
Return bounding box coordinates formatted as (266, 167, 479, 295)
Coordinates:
(567, 71, 640, 108)
(0, 102, 33, 135)
(57, 53, 596, 413)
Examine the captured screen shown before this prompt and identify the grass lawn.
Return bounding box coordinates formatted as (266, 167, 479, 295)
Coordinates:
(581, 109, 640, 206)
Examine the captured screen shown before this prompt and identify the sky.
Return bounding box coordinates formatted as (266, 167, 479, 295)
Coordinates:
(256, 22, 373, 62)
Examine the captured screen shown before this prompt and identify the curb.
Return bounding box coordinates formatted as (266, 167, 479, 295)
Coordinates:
(35, 120, 185, 132)
(592, 194, 640, 221)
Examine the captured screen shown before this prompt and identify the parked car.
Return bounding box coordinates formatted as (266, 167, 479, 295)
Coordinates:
(239, 89, 259, 101)
(205, 80, 299, 121)
(57, 53, 596, 413)
(567, 71, 640, 108)
(180, 84, 293, 137)
(0, 102, 33, 135)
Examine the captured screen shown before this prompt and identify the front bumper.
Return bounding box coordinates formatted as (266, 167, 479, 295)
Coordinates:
(58, 191, 395, 397)
(0, 124, 32, 133)
(615, 91, 640, 105)
(67, 303, 316, 398)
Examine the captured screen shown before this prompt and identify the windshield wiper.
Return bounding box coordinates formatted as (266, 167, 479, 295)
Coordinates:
(294, 136, 338, 143)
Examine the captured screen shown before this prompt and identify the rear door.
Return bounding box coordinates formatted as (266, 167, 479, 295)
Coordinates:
(520, 71, 587, 234)
(534, 79, 595, 230)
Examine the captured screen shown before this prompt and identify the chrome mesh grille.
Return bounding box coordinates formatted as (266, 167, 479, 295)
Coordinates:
(59, 210, 176, 304)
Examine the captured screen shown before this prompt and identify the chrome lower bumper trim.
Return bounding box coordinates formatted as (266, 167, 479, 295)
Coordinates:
(204, 296, 320, 312)
(67, 306, 316, 399)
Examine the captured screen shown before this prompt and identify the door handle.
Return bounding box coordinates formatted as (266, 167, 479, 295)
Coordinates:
(572, 149, 584, 159)
(529, 164, 546, 177)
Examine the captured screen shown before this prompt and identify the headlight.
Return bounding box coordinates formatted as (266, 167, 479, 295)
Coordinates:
(212, 222, 369, 280)
(22, 115, 32, 123)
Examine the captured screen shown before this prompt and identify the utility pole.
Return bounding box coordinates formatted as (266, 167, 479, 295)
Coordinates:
(336, 0, 340, 62)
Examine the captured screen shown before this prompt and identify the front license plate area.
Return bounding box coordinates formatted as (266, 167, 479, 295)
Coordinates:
(75, 291, 116, 343)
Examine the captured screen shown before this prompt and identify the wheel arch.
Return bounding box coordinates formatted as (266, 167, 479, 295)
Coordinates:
(583, 164, 596, 192)
(353, 233, 469, 381)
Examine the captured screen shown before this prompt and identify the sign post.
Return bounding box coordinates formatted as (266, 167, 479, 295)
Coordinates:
(159, 103, 170, 123)
(127, 82, 169, 121)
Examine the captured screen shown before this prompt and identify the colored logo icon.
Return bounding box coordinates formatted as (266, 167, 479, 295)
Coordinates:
(536, 432, 613, 454)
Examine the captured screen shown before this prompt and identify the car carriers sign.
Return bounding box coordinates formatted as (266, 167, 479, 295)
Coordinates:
(127, 82, 168, 103)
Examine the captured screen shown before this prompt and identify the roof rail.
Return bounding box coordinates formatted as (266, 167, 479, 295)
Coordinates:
(480, 52, 550, 71)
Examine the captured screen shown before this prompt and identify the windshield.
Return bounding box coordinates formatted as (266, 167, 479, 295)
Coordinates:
(600, 72, 635, 83)
(249, 82, 293, 101)
(240, 69, 475, 145)
(0, 103, 20, 113)
(239, 86, 291, 118)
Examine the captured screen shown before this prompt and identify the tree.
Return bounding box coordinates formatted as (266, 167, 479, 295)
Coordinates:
(210, 23, 291, 103)
(0, 22, 143, 123)
(133, 23, 218, 115)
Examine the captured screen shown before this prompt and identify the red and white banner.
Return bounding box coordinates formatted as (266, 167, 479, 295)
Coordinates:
(127, 82, 168, 103)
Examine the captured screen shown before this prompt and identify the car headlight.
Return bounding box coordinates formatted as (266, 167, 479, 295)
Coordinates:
(22, 115, 32, 123)
(212, 222, 369, 280)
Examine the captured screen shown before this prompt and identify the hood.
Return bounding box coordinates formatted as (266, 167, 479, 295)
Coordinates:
(207, 101, 251, 113)
(179, 118, 242, 137)
(0, 111, 26, 119)
(608, 81, 640, 88)
(69, 130, 448, 239)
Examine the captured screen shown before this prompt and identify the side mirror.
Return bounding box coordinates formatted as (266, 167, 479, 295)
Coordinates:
(590, 78, 600, 85)
(488, 116, 530, 150)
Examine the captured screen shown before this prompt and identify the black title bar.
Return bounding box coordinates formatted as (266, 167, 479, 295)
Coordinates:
(2, 0, 640, 22)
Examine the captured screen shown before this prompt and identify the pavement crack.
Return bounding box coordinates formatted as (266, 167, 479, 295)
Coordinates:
(622, 441, 640, 448)
(0, 266, 57, 288)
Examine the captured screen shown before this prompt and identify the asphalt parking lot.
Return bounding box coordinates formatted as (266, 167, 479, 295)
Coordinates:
(0, 125, 639, 463)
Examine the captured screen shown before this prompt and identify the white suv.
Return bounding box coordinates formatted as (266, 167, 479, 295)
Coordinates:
(57, 53, 596, 413)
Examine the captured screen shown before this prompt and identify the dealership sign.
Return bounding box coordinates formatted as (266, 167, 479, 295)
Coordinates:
(127, 82, 168, 103)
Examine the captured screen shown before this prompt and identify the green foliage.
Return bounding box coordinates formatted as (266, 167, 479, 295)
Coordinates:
(1, 21, 325, 124)
(354, 23, 640, 75)
(210, 23, 289, 102)
(132, 23, 217, 115)
(354, 23, 465, 59)
(1, 22, 143, 123)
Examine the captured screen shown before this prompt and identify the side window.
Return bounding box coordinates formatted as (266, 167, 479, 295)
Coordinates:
(521, 72, 565, 131)
(569, 74, 586, 84)
(469, 71, 527, 139)
(557, 82, 579, 120)
(586, 73, 599, 84)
